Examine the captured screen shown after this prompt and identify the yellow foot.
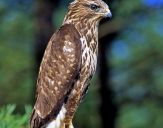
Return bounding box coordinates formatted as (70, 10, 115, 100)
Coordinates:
(64, 122, 74, 128)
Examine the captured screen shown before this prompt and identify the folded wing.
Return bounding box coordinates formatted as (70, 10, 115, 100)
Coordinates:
(30, 24, 82, 128)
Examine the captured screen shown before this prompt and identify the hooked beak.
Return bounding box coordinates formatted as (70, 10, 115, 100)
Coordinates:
(105, 8, 112, 18)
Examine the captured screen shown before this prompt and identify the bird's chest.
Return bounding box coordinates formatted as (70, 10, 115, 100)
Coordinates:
(80, 37, 98, 77)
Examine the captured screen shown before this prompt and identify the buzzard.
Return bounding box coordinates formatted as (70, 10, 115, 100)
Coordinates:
(30, 0, 112, 128)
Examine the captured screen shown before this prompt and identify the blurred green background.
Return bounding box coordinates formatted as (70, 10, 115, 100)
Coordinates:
(0, 0, 163, 128)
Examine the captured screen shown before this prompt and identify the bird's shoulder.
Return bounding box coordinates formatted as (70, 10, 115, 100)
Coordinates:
(51, 23, 81, 44)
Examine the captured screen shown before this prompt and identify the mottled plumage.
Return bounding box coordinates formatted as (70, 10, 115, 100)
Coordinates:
(30, 0, 111, 128)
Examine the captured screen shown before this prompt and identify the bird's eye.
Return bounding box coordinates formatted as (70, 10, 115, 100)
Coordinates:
(90, 4, 100, 12)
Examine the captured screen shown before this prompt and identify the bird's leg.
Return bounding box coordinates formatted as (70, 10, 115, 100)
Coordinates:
(80, 83, 90, 102)
(64, 88, 81, 125)
(64, 77, 88, 126)
(80, 75, 93, 102)
(65, 122, 74, 128)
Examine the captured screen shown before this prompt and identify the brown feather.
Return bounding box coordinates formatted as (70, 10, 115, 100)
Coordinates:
(30, 24, 82, 128)
(30, 0, 111, 127)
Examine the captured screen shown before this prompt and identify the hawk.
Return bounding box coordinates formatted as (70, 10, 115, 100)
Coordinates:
(30, 0, 112, 128)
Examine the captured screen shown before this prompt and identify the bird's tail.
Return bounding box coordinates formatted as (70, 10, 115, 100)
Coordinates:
(30, 107, 74, 128)
(30, 109, 44, 128)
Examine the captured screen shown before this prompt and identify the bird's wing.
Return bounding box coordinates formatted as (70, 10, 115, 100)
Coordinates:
(33, 24, 81, 121)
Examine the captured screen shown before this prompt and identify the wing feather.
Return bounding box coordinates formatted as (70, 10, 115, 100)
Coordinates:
(30, 24, 81, 128)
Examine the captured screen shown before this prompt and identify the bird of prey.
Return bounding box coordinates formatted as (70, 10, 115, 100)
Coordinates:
(30, 0, 112, 128)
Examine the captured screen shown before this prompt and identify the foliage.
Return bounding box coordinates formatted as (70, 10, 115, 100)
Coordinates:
(0, 105, 31, 128)
(110, 1, 163, 128)
(0, 0, 34, 105)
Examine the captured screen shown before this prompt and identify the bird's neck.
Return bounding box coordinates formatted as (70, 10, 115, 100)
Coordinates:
(63, 17, 99, 54)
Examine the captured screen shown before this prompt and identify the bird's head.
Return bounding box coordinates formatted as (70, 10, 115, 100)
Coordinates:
(64, 0, 112, 24)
